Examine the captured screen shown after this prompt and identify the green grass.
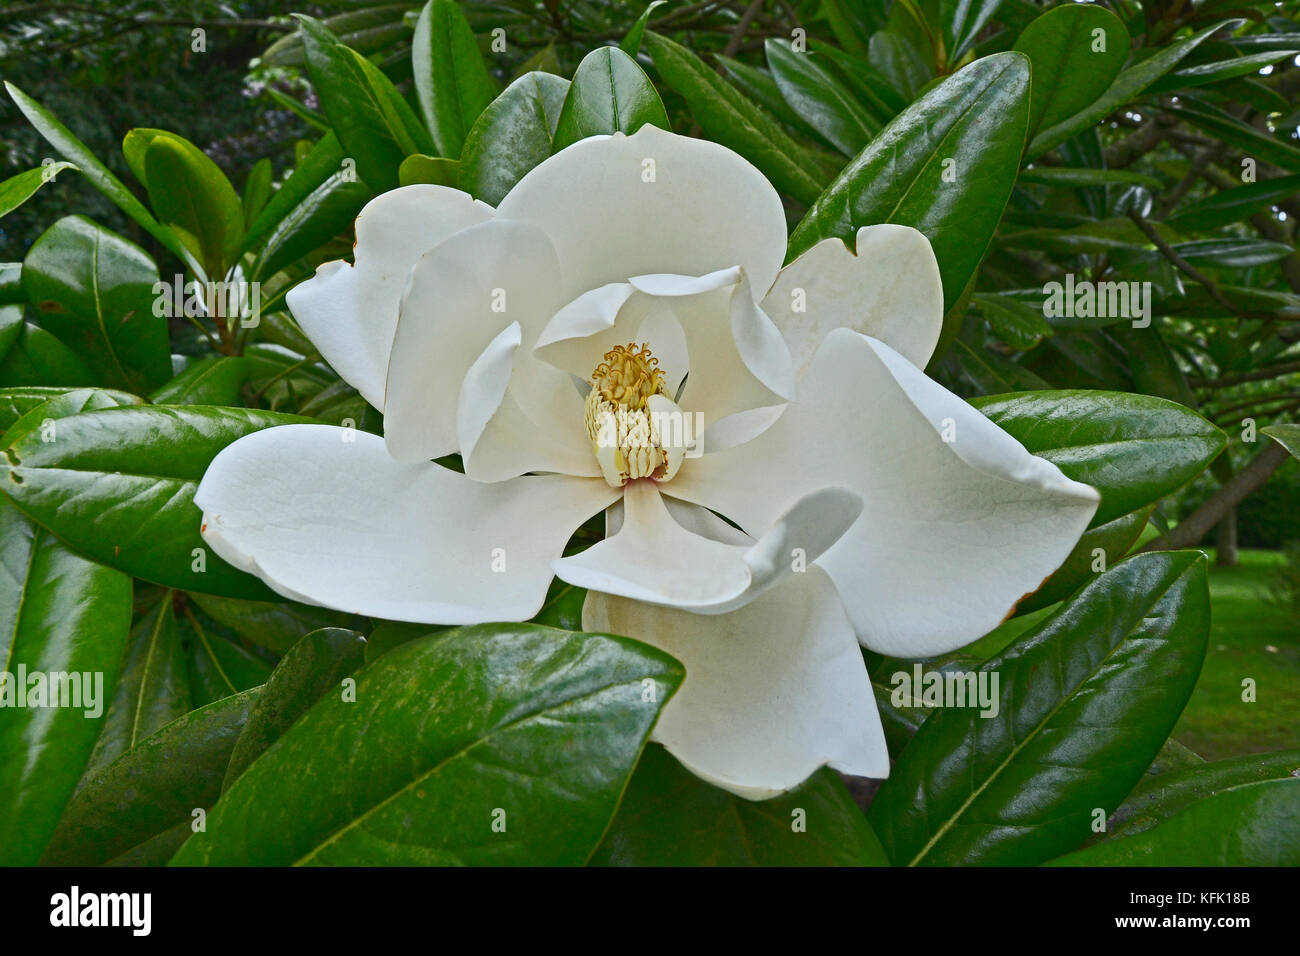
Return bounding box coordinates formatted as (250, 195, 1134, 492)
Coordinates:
(1172, 548, 1300, 760)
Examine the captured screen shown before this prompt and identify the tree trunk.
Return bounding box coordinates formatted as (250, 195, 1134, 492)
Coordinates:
(1216, 507, 1238, 567)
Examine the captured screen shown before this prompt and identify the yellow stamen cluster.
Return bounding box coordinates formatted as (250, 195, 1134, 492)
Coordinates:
(590, 343, 665, 410)
(585, 343, 681, 486)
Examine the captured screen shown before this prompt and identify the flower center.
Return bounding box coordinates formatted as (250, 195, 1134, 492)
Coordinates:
(585, 343, 685, 487)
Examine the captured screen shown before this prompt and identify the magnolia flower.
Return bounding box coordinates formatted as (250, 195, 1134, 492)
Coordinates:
(197, 125, 1099, 799)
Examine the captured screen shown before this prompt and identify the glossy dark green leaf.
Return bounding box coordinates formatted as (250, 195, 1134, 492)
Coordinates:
(953, 339, 1050, 392)
(1167, 173, 1300, 233)
(1012, 4, 1129, 137)
(250, 171, 372, 280)
(1169, 237, 1295, 269)
(22, 215, 171, 392)
(0, 496, 132, 865)
(1049, 780, 1300, 866)
(298, 15, 434, 193)
(531, 578, 585, 631)
(765, 39, 876, 156)
(412, 0, 497, 158)
(460, 71, 569, 206)
(243, 132, 348, 252)
(4, 82, 192, 267)
(1263, 423, 1300, 460)
(189, 592, 361, 654)
(150, 356, 250, 406)
(551, 46, 669, 152)
(0, 404, 308, 599)
(942, 0, 1003, 63)
(0, 163, 76, 219)
(181, 609, 273, 707)
(971, 390, 1226, 525)
(1104, 750, 1300, 842)
(144, 134, 244, 277)
(40, 688, 261, 866)
(262, 6, 412, 68)
(171, 624, 683, 865)
(1028, 20, 1233, 158)
(223, 628, 366, 788)
(84, 592, 191, 777)
(0, 314, 94, 388)
(975, 292, 1052, 349)
(789, 52, 1030, 352)
(363, 621, 444, 663)
(643, 32, 829, 205)
(0, 385, 133, 433)
(591, 744, 889, 866)
(869, 31, 931, 101)
(869, 551, 1210, 866)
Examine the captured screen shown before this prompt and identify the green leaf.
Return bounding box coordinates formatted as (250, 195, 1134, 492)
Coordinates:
(1263, 423, 1300, 460)
(620, 1, 666, 57)
(971, 389, 1226, 525)
(1012, 3, 1129, 137)
(942, 0, 1004, 63)
(1015, 506, 1152, 614)
(1167, 173, 1300, 233)
(170, 624, 683, 865)
(0, 495, 132, 865)
(412, 0, 497, 158)
(241, 157, 273, 226)
(182, 610, 273, 707)
(1049, 780, 1300, 866)
(298, 15, 434, 192)
(0, 385, 136, 434)
(1104, 750, 1300, 842)
(590, 744, 889, 866)
(40, 688, 261, 866)
(551, 46, 669, 152)
(189, 592, 360, 654)
(460, 71, 570, 206)
(249, 169, 372, 281)
(143, 134, 244, 278)
(84, 592, 191, 777)
(243, 132, 348, 252)
(869, 30, 931, 101)
(1170, 237, 1295, 269)
(0, 404, 309, 599)
(531, 578, 585, 631)
(0, 314, 94, 388)
(1019, 166, 1162, 190)
(643, 32, 829, 205)
(975, 291, 1052, 348)
(4, 82, 193, 268)
(1164, 100, 1300, 174)
(149, 356, 250, 406)
(398, 153, 460, 187)
(1027, 20, 1236, 158)
(869, 551, 1210, 866)
(789, 52, 1030, 354)
(764, 39, 877, 156)
(0, 163, 76, 219)
(22, 216, 172, 393)
(223, 628, 366, 789)
(1149, 48, 1300, 94)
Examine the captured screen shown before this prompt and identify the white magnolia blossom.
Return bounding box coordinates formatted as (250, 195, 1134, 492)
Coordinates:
(196, 125, 1099, 800)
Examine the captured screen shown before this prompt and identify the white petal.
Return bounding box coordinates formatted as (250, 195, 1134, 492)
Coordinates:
(496, 125, 788, 304)
(286, 185, 492, 410)
(196, 424, 618, 623)
(553, 478, 860, 614)
(583, 567, 889, 799)
(762, 224, 944, 373)
(384, 218, 587, 472)
(458, 323, 598, 481)
(667, 330, 1099, 658)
